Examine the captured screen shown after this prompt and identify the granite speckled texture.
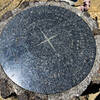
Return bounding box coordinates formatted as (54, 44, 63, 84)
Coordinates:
(0, 2, 99, 100)
(0, 5, 96, 94)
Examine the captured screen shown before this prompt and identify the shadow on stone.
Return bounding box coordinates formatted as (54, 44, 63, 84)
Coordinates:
(95, 93, 100, 100)
(82, 82, 100, 95)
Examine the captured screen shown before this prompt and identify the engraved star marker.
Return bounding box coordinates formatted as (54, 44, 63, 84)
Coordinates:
(37, 28, 58, 52)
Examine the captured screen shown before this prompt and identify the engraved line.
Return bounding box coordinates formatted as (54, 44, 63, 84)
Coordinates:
(37, 34, 57, 47)
(47, 35, 58, 52)
(47, 38, 56, 52)
(39, 28, 57, 52)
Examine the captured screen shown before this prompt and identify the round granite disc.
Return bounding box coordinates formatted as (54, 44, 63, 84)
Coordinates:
(0, 5, 96, 94)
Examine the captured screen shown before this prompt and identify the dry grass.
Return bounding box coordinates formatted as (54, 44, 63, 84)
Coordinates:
(76, 0, 100, 28)
(0, 97, 17, 100)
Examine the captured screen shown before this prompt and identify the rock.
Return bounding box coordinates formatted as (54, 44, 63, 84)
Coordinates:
(92, 35, 100, 84)
(72, 97, 80, 100)
(17, 93, 29, 100)
(19, 1, 29, 9)
(79, 96, 88, 100)
(0, 2, 96, 95)
(0, 1, 99, 100)
(93, 29, 100, 35)
(0, 79, 11, 99)
(0, 11, 13, 21)
(32, 96, 42, 100)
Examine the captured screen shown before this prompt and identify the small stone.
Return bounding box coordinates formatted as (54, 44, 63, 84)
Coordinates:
(1, 11, 13, 21)
(83, 12, 90, 18)
(0, 79, 11, 99)
(33, 0, 40, 3)
(17, 93, 29, 100)
(19, 1, 29, 9)
(72, 96, 80, 100)
(93, 29, 100, 35)
(79, 96, 88, 100)
(33, 96, 42, 100)
(92, 35, 100, 84)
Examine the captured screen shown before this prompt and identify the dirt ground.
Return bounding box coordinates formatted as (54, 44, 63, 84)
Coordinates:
(76, 0, 100, 28)
(0, 0, 100, 100)
(0, 0, 100, 28)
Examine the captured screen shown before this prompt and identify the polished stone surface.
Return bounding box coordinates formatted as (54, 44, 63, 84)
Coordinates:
(0, 5, 96, 94)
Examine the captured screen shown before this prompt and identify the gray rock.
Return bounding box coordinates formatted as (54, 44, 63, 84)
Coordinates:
(17, 93, 29, 100)
(0, 11, 13, 22)
(0, 5, 96, 94)
(0, 80, 11, 99)
(19, 1, 29, 9)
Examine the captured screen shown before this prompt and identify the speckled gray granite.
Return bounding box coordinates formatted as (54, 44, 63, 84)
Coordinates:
(0, 3, 96, 94)
(0, 1, 99, 100)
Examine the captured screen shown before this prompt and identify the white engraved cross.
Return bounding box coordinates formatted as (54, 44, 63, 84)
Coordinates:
(37, 27, 57, 52)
